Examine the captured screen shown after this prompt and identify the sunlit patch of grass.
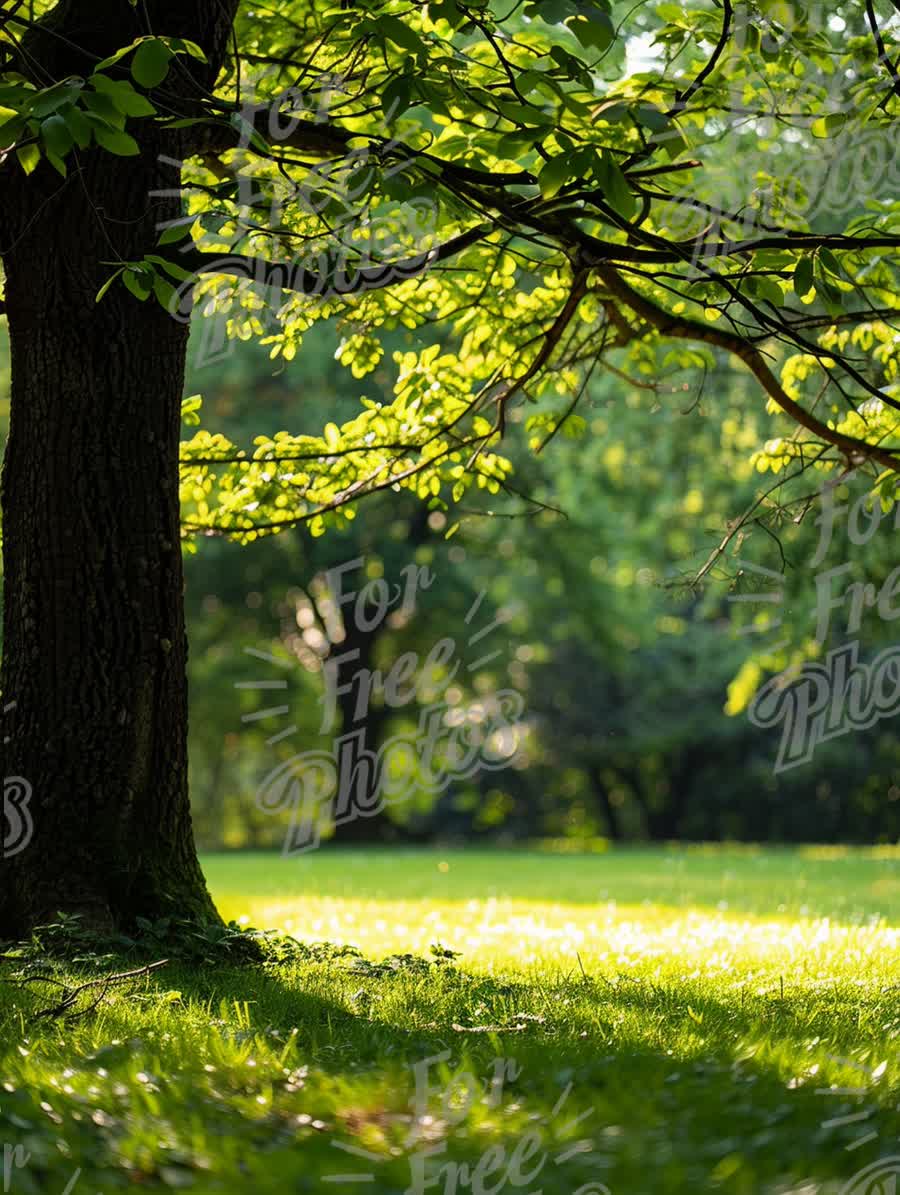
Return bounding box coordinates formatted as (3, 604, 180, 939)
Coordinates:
(0, 847, 896, 1193)
(206, 845, 899, 974)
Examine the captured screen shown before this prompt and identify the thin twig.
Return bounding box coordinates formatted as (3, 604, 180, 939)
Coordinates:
(24, 960, 170, 1023)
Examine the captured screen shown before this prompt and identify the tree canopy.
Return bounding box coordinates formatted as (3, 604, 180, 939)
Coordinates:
(3, 0, 899, 544)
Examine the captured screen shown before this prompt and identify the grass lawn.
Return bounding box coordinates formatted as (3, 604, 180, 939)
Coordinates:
(1, 847, 897, 1194)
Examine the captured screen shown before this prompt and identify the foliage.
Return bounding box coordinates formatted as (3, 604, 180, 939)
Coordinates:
(175, 333, 900, 847)
(3, 0, 899, 546)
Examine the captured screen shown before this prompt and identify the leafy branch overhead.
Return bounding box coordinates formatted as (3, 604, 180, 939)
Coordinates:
(2, 0, 899, 538)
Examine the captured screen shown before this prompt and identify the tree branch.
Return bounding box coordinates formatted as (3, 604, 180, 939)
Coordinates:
(866, 0, 900, 101)
(180, 222, 491, 298)
(672, 0, 733, 113)
(183, 105, 538, 187)
(595, 264, 900, 472)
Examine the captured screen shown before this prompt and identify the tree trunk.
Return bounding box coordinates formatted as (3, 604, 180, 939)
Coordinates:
(0, 0, 237, 937)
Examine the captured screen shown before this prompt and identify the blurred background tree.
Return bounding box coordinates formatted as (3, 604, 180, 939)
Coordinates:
(3, 310, 899, 849)
(59, 310, 889, 853)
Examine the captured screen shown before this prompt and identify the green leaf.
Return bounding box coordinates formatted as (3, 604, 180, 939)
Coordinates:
(63, 105, 92, 148)
(561, 413, 588, 438)
(94, 42, 139, 72)
(92, 75, 157, 117)
(40, 113, 73, 158)
(377, 15, 424, 53)
(497, 127, 548, 157)
(539, 154, 571, 199)
(122, 268, 152, 301)
(164, 37, 208, 62)
(427, 0, 462, 26)
(344, 162, 378, 202)
(83, 90, 126, 127)
(568, 13, 614, 52)
(158, 221, 193, 246)
(495, 99, 543, 125)
(739, 21, 761, 52)
(549, 44, 592, 83)
(819, 247, 845, 279)
(381, 75, 414, 123)
(144, 254, 196, 282)
(131, 38, 173, 89)
(120, 89, 158, 117)
(793, 255, 815, 298)
(181, 395, 203, 424)
(658, 125, 688, 161)
(153, 273, 178, 312)
(0, 84, 35, 107)
(159, 116, 206, 129)
(816, 272, 845, 315)
(93, 124, 140, 156)
(634, 103, 669, 133)
(16, 142, 41, 175)
(515, 70, 546, 97)
(595, 153, 635, 220)
(96, 268, 124, 303)
(30, 80, 83, 118)
(45, 149, 67, 177)
(526, 0, 571, 23)
(748, 275, 783, 307)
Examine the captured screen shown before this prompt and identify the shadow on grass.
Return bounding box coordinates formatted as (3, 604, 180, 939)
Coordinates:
(2, 945, 895, 1194)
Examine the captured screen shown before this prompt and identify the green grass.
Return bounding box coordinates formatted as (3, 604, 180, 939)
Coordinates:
(1, 847, 898, 1194)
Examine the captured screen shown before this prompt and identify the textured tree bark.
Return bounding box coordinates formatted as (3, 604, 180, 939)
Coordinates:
(0, 0, 237, 936)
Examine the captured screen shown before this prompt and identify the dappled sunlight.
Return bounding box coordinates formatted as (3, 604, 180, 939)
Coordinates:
(209, 848, 899, 983)
(214, 894, 898, 980)
(3, 850, 896, 1194)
